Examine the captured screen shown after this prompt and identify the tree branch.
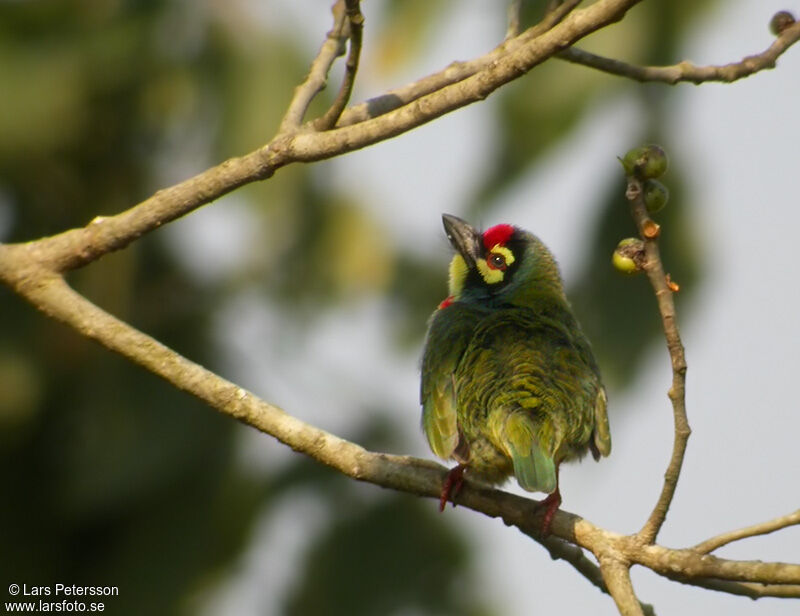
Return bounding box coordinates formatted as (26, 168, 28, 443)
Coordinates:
(536, 537, 656, 616)
(334, 0, 584, 128)
(314, 0, 364, 130)
(558, 18, 800, 84)
(506, 0, 523, 40)
(624, 177, 690, 546)
(693, 509, 800, 554)
(665, 575, 800, 600)
(278, 1, 349, 132)
(600, 557, 645, 616)
(629, 542, 800, 586)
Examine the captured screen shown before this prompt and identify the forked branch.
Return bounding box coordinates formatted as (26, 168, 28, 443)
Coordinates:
(314, 0, 365, 130)
(278, 0, 349, 132)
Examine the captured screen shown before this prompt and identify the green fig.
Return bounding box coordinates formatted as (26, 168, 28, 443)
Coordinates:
(620, 144, 669, 179)
(643, 179, 669, 213)
(612, 238, 645, 275)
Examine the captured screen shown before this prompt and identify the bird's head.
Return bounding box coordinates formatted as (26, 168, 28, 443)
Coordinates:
(440, 213, 566, 307)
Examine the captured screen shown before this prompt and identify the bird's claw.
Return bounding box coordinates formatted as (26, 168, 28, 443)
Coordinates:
(439, 464, 466, 511)
(539, 489, 562, 536)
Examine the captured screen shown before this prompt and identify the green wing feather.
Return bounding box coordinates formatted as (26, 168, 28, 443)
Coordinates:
(420, 304, 483, 460)
(421, 371, 459, 459)
(592, 388, 612, 459)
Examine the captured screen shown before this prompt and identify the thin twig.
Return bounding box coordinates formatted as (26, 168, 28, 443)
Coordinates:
(665, 575, 800, 599)
(693, 509, 800, 554)
(625, 177, 690, 546)
(333, 0, 583, 128)
(315, 0, 364, 130)
(506, 0, 523, 39)
(278, 1, 348, 133)
(558, 19, 800, 84)
(544, 0, 582, 29)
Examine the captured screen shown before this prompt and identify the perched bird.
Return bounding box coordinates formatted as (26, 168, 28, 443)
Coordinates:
(421, 214, 611, 533)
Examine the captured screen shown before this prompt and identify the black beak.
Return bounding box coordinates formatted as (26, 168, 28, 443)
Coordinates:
(442, 214, 482, 269)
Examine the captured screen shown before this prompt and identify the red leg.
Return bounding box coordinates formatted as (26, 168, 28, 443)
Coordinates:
(539, 465, 562, 535)
(439, 464, 466, 512)
(539, 488, 562, 536)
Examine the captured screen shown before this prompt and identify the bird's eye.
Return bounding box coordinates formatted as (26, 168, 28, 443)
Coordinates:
(488, 252, 506, 270)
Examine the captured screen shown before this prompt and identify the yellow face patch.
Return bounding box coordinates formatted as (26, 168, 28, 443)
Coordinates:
(448, 254, 468, 296)
(477, 245, 515, 285)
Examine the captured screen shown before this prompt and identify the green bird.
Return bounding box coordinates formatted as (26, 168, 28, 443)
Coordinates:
(421, 214, 611, 533)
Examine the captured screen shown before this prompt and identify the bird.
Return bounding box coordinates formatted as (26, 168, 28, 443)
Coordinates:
(420, 214, 611, 534)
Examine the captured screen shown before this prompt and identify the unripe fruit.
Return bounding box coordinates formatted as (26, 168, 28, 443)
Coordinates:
(643, 179, 669, 213)
(620, 144, 669, 179)
(612, 238, 645, 275)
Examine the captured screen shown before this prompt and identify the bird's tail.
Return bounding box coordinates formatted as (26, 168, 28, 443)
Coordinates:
(501, 412, 557, 494)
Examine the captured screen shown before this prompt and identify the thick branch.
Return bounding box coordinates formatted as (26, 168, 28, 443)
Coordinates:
(600, 557, 645, 616)
(558, 19, 800, 84)
(625, 178, 690, 545)
(536, 537, 656, 616)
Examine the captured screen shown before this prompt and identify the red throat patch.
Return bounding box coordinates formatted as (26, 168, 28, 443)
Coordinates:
(438, 296, 454, 310)
(482, 224, 514, 250)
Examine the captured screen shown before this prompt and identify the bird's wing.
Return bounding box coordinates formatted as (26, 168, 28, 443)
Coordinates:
(591, 387, 612, 459)
(420, 304, 482, 460)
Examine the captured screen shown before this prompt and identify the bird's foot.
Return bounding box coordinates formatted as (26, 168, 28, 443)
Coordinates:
(539, 489, 562, 536)
(439, 464, 467, 512)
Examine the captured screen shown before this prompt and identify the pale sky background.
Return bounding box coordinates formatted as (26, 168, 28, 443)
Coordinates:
(184, 1, 800, 614)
